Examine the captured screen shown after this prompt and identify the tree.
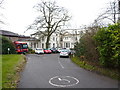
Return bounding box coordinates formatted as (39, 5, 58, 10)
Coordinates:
(27, 1, 71, 48)
(94, 23, 120, 68)
(0, 35, 16, 54)
(93, 0, 119, 26)
(0, 0, 4, 24)
(74, 25, 100, 63)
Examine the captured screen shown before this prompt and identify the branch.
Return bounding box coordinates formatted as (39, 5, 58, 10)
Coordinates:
(0, 20, 4, 24)
(0, 0, 4, 5)
(30, 1, 71, 38)
(36, 30, 47, 36)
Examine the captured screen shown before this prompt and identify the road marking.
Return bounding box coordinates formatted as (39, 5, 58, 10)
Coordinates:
(58, 57, 64, 69)
(49, 76, 79, 87)
(58, 78, 70, 83)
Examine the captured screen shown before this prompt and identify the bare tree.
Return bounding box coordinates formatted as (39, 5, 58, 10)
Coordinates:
(94, 0, 119, 26)
(0, 0, 4, 6)
(0, 0, 4, 25)
(27, 1, 71, 48)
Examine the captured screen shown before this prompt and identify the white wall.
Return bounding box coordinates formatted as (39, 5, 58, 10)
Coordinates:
(30, 29, 82, 49)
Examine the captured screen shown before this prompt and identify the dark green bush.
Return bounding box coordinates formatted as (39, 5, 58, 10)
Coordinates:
(0, 35, 16, 54)
(94, 23, 120, 68)
(74, 39, 86, 57)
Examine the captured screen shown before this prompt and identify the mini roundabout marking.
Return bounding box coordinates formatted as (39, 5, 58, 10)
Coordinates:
(49, 76, 79, 87)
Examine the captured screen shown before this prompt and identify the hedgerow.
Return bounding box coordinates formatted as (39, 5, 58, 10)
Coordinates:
(0, 35, 16, 54)
(94, 23, 120, 68)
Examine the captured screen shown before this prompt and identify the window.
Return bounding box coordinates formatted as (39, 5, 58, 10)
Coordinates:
(65, 43, 70, 48)
(65, 37, 68, 40)
(53, 43, 55, 48)
(75, 31, 77, 34)
(22, 44, 28, 49)
(42, 37, 44, 41)
(72, 43, 74, 45)
(56, 38, 57, 41)
(60, 38, 63, 41)
(53, 37, 55, 41)
(42, 43, 44, 48)
(31, 43, 33, 48)
(16, 45, 21, 49)
(48, 43, 51, 48)
(34, 43, 36, 48)
(76, 37, 77, 40)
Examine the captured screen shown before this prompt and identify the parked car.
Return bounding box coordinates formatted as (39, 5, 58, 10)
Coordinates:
(57, 48, 62, 53)
(50, 48, 58, 53)
(66, 48, 71, 55)
(44, 48, 52, 54)
(35, 48, 44, 54)
(60, 49, 69, 58)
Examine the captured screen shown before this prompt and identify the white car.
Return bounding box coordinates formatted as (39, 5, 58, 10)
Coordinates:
(35, 48, 44, 54)
(60, 49, 69, 57)
(57, 48, 62, 53)
(66, 48, 71, 55)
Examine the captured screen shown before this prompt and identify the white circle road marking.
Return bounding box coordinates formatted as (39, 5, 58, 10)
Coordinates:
(58, 78, 70, 83)
(49, 76, 79, 87)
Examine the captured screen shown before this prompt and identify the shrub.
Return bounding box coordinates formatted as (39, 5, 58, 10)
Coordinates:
(74, 26, 99, 63)
(94, 23, 120, 68)
(0, 35, 16, 54)
(74, 39, 86, 57)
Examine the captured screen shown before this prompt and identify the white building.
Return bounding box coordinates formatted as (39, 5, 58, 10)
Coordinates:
(60, 29, 82, 48)
(30, 29, 83, 49)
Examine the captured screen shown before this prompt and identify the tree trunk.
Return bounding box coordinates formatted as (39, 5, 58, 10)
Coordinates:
(46, 36, 50, 48)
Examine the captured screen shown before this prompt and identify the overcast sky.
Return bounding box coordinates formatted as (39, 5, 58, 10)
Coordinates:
(1, 0, 114, 36)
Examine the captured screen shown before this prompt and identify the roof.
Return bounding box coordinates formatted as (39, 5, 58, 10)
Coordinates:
(18, 37, 38, 41)
(0, 30, 30, 38)
(0, 30, 19, 37)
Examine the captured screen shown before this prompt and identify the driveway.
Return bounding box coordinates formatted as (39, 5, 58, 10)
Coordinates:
(18, 54, 118, 88)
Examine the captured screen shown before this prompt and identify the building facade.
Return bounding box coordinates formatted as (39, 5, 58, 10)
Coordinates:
(0, 29, 83, 50)
(31, 29, 83, 49)
(0, 30, 37, 49)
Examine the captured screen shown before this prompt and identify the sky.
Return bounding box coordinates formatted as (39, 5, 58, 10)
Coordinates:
(1, 0, 114, 36)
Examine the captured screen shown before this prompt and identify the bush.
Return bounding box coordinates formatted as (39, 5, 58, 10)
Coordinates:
(74, 39, 86, 57)
(0, 35, 16, 54)
(94, 23, 120, 68)
(74, 26, 99, 63)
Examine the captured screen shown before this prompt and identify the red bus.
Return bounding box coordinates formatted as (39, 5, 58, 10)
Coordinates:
(14, 41, 28, 54)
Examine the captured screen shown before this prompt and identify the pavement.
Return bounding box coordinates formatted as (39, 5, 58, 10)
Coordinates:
(18, 54, 118, 88)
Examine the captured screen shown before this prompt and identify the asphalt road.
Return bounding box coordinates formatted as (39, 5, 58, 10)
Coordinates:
(18, 54, 118, 88)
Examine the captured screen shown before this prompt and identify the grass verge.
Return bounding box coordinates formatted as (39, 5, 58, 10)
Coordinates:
(70, 56, 120, 80)
(2, 54, 26, 88)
